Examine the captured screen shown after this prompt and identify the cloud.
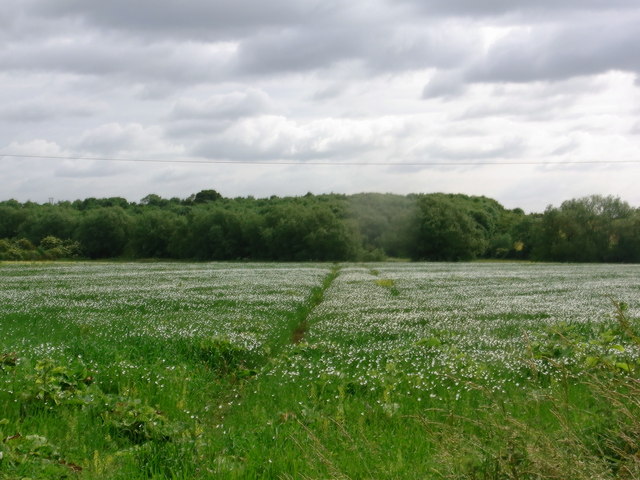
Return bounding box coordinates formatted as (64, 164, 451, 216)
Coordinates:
(417, 136, 526, 162)
(235, 27, 366, 75)
(15, 0, 478, 81)
(2, 0, 640, 211)
(397, 0, 636, 19)
(418, 16, 640, 100)
(0, 36, 237, 84)
(3, 139, 66, 157)
(170, 89, 273, 120)
(235, 19, 479, 76)
(311, 84, 345, 101)
(165, 89, 275, 139)
(468, 17, 640, 84)
(13, 0, 637, 89)
(0, 98, 103, 123)
(0, 140, 118, 192)
(547, 138, 580, 156)
(455, 78, 590, 121)
(422, 70, 466, 98)
(32, 0, 335, 40)
(0, 6, 12, 30)
(194, 115, 406, 161)
(72, 123, 185, 158)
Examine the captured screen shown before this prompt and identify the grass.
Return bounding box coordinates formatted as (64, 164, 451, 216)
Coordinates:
(0, 261, 639, 478)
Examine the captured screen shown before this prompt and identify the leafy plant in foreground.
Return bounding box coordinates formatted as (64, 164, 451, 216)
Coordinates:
(530, 301, 640, 374)
(0, 419, 82, 478)
(101, 398, 181, 445)
(20, 358, 96, 409)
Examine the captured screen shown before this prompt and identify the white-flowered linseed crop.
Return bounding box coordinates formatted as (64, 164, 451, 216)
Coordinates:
(0, 262, 329, 356)
(2, 262, 639, 400)
(274, 263, 640, 396)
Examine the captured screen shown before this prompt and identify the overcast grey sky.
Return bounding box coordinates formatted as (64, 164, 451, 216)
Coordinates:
(1, 0, 639, 211)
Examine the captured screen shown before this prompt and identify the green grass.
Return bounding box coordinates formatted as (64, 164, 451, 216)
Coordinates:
(1, 261, 639, 479)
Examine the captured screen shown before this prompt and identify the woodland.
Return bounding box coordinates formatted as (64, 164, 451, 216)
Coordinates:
(1, 191, 638, 262)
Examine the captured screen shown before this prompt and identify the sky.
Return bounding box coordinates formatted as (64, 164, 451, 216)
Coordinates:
(1, 0, 639, 212)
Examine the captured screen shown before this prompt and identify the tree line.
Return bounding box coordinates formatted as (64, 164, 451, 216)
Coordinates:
(0, 190, 638, 262)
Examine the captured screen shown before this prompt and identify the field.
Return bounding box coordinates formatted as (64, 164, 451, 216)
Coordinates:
(1, 262, 640, 479)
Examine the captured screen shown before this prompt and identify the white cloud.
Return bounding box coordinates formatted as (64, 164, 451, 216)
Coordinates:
(170, 89, 273, 120)
(0, 98, 103, 123)
(422, 70, 466, 98)
(194, 115, 407, 161)
(72, 123, 185, 158)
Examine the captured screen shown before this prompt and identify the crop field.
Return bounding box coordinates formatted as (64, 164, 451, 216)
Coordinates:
(1, 262, 640, 479)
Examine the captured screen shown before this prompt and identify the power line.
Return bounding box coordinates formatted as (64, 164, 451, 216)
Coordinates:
(0, 152, 638, 167)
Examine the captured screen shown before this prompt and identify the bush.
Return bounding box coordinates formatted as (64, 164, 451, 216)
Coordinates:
(0, 246, 24, 260)
(15, 238, 35, 251)
(39, 235, 63, 250)
(0, 237, 82, 261)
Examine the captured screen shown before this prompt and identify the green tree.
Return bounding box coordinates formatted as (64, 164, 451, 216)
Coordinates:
(129, 209, 184, 258)
(140, 194, 169, 208)
(409, 194, 487, 261)
(17, 207, 79, 244)
(263, 203, 358, 261)
(193, 189, 223, 204)
(532, 195, 633, 262)
(76, 207, 131, 258)
(0, 205, 26, 238)
(610, 213, 640, 262)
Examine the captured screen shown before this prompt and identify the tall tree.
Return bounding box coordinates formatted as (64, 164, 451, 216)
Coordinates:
(409, 194, 487, 261)
(76, 207, 130, 258)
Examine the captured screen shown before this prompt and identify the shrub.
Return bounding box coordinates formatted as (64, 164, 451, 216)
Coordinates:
(39, 235, 63, 250)
(15, 238, 35, 251)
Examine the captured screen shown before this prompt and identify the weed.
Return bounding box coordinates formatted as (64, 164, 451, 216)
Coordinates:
(20, 358, 96, 409)
(375, 278, 400, 296)
(102, 398, 179, 444)
(191, 337, 254, 377)
(0, 424, 81, 478)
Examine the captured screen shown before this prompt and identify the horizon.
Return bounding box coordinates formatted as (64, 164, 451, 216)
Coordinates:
(3, 189, 636, 216)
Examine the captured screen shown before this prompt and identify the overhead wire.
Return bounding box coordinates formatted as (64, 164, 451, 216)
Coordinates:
(0, 152, 638, 167)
